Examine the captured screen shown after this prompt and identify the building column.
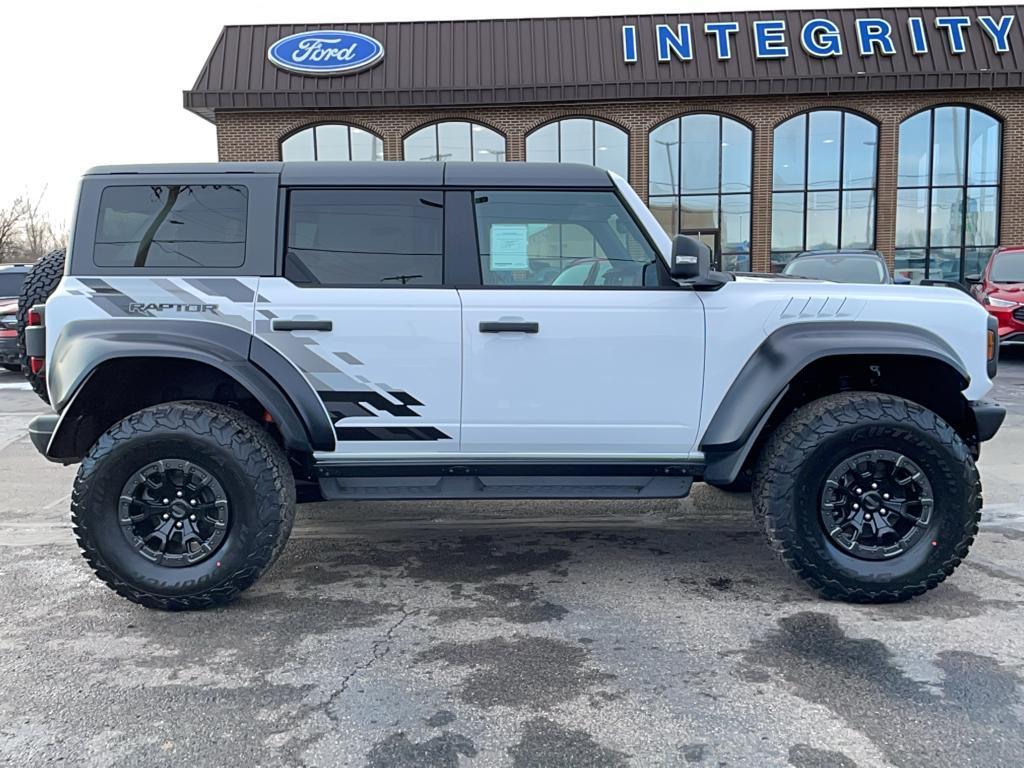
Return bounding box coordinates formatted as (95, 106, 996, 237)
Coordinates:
(382, 132, 404, 161)
(505, 130, 526, 162)
(874, 115, 899, 267)
(749, 121, 773, 273)
(629, 126, 649, 204)
(998, 109, 1024, 246)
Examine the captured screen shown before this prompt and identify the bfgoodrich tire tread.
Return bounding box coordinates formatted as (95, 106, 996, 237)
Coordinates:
(71, 401, 296, 610)
(752, 392, 981, 603)
(15, 248, 65, 403)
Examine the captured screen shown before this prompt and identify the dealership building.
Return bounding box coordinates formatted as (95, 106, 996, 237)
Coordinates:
(185, 7, 1023, 279)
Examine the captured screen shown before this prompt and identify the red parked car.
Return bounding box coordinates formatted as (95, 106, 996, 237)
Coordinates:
(968, 247, 1024, 344)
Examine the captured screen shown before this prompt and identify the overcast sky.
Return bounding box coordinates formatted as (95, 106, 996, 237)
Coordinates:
(2, 0, 919, 224)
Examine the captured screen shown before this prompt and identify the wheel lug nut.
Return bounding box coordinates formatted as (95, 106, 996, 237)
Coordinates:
(883, 493, 890, 500)
(174, 521, 183, 529)
(176, 491, 183, 498)
(162, 498, 169, 504)
(871, 483, 878, 490)
(853, 503, 859, 510)
(189, 514, 196, 521)
(880, 508, 887, 514)
(190, 499, 197, 506)
(162, 513, 170, 520)
(865, 513, 872, 520)
(855, 488, 862, 494)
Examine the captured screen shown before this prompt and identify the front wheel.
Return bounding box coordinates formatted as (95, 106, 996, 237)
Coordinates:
(753, 392, 980, 603)
(71, 402, 296, 610)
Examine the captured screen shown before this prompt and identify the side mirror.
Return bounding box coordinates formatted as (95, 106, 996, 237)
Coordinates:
(670, 235, 711, 281)
(965, 273, 983, 284)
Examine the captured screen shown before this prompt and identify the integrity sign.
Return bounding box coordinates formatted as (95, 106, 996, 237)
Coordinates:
(621, 14, 1016, 62)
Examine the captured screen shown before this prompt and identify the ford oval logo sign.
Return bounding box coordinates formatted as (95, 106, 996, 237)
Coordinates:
(267, 30, 384, 76)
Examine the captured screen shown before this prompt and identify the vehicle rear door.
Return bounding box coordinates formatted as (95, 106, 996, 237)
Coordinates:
(254, 182, 463, 456)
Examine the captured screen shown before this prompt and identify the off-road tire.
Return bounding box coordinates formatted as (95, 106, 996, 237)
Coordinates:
(752, 392, 981, 603)
(16, 248, 65, 403)
(71, 401, 296, 610)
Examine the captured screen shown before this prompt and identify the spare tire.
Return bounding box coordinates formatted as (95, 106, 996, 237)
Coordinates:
(16, 248, 65, 403)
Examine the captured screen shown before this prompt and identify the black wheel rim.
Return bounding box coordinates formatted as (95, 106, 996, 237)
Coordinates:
(118, 459, 230, 567)
(819, 449, 934, 561)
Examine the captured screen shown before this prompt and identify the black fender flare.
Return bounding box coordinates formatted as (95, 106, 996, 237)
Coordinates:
(699, 321, 970, 484)
(46, 319, 335, 459)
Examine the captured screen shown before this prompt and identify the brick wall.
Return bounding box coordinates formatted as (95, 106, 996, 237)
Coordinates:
(213, 89, 1024, 273)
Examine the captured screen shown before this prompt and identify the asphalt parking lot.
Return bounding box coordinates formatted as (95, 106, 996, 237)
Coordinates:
(1, 351, 1023, 768)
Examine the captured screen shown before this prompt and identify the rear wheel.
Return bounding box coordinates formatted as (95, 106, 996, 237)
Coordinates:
(71, 401, 296, 610)
(16, 248, 65, 403)
(753, 392, 980, 603)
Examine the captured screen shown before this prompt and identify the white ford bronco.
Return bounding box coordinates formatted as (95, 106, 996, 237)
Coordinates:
(19, 162, 1005, 610)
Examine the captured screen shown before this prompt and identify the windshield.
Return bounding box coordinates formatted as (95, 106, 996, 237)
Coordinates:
(783, 256, 886, 284)
(991, 251, 1024, 283)
(0, 272, 25, 298)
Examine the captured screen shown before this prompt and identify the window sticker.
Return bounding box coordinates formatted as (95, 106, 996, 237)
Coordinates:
(489, 224, 530, 270)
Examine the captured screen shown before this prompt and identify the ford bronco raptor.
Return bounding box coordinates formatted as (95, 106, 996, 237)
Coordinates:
(21, 162, 1005, 610)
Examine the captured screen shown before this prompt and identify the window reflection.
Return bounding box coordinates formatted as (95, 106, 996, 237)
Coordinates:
(281, 124, 384, 162)
(770, 110, 878, 268)
(895, 107, 1001, 282)
(648, 114, 752, 270)
(403, 122, 506, 162)
(525, 118, 628, 178)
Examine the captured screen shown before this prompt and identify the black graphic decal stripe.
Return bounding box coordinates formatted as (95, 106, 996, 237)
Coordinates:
(335, 426, 452, 441)
(319, 391, 423, 419)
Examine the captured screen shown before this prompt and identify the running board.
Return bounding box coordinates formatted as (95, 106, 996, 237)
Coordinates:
(314, 461, 700, 501)
(318, 474, 692, 500)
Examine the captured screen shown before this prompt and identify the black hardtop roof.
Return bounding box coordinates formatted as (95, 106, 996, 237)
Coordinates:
(84, 161, 614, 188)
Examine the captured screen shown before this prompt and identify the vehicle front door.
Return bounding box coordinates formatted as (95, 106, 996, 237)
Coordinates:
(255, 187, 462, 455)
(458, 188, 706, 458)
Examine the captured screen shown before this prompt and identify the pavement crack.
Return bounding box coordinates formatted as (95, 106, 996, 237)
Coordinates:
(325, 607, 418, 722)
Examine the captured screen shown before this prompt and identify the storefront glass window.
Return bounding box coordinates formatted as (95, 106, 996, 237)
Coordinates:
(648, 114, 752, 271)
(403, 121, 506, 161)
(895, 106, 1001, 282)
(280, 124, 384, 161)
(525, 118, 628, 178)
(770, 110, 878, 271)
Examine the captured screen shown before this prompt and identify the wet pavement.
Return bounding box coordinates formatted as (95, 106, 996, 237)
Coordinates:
(1, 350, 1023, 767)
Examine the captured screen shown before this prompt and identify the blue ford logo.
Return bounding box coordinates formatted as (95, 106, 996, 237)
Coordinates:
(267, 30, 384, 75)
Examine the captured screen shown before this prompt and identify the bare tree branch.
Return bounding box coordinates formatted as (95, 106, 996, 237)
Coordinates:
(0, 196, 26, 262)
(0, 188, 68, 263)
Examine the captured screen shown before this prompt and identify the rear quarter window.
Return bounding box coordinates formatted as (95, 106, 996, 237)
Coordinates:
(94, 185, 248, 269)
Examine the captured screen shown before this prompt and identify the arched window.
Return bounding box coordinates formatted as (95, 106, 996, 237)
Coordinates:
(403, 121, 505, 162)
(770, 110, 878, 271)
(648, 114, 752, 271)
(895, 106, 1001, 283)
(526, 118, 628, 178)
(280, 124, 383, 161)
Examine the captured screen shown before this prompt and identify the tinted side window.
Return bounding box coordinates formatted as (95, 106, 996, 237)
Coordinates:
(94, 185, 247, 268)
(473, 191, 659, 287)
(285, 190, 444, 287)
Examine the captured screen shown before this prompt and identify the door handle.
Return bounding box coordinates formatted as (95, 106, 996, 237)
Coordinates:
(479, 321, 539, 334)
(272, 319, 333, 332)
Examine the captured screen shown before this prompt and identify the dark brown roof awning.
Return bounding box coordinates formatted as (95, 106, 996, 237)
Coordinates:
(185, 8, 1024, 121)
